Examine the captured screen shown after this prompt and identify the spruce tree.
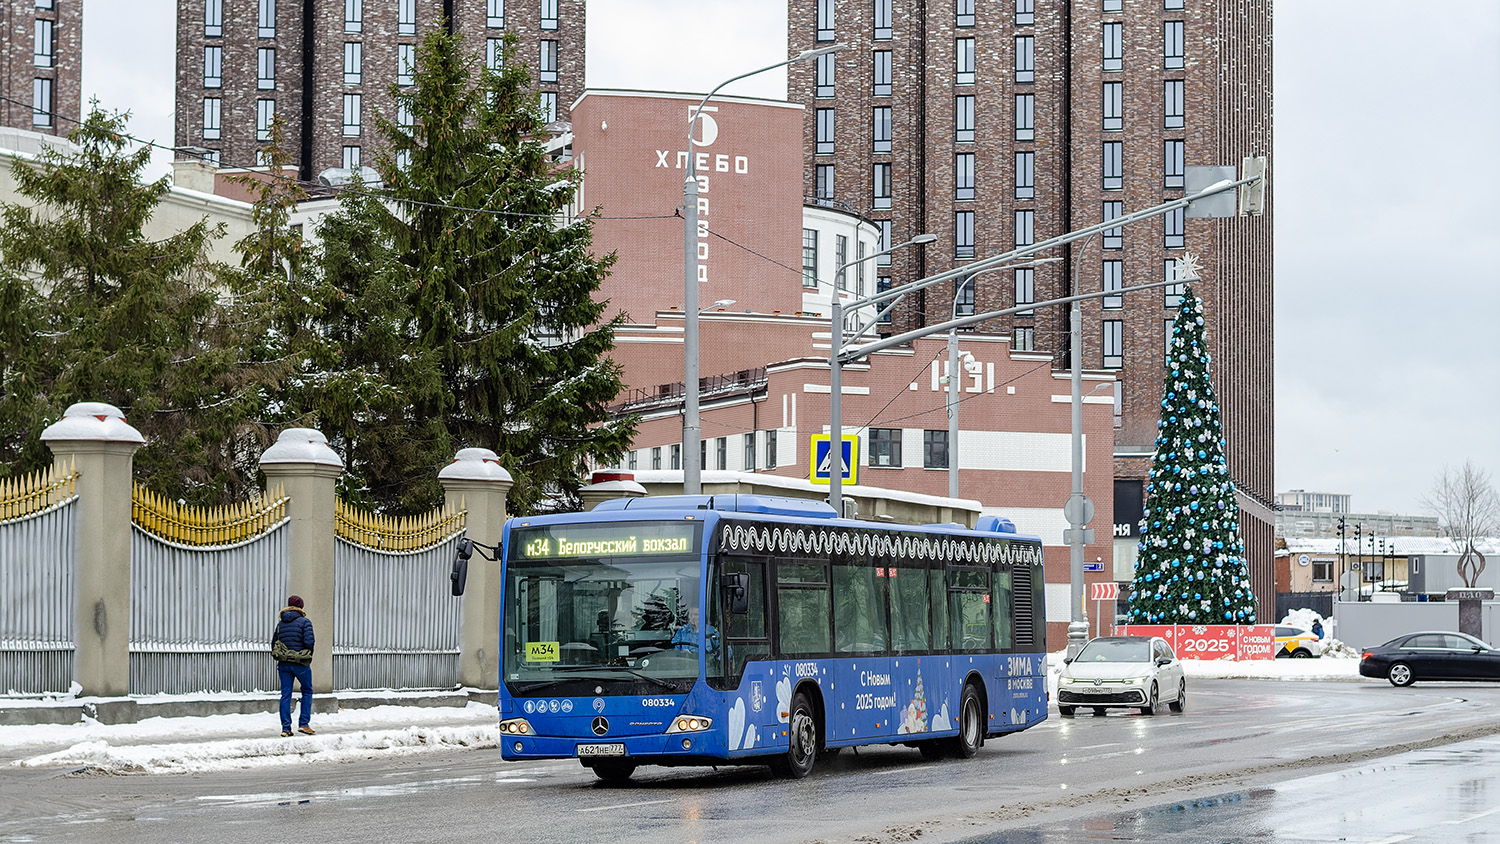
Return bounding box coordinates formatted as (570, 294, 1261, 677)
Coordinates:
(1126, 284, 1257, 624)
(0, 109, 269, 504)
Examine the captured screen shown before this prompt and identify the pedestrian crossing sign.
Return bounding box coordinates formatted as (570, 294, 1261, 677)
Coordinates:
(810, 435, 858, 485)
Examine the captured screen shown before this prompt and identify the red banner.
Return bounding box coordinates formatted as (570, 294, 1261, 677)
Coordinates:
(1117, 624, 1275, 661)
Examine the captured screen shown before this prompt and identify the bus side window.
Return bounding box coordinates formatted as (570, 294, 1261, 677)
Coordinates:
(889, 564, 930, 653)
(833, 561, 888, 653)
(722, 558, 767, 639)
(992, 568, 1014, 650)
(929, 568, 949, 651)
(777, 562, 832, 656)
(949, 568, 992, 651)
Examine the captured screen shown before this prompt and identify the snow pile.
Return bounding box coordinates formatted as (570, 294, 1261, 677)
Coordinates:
(1180, 658, 1360, 681)
(1318, 639, 1362, 659)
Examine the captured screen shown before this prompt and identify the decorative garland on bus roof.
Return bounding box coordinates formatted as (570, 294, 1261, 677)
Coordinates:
(718, 521, 1042, 567)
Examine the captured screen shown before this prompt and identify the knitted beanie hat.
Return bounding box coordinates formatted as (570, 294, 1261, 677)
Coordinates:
(287, 595, 304, 608)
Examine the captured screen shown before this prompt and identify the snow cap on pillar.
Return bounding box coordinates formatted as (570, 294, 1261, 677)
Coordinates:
(259, 428, 344, 468)
(439, 447, 513, 483)
(40, 402, 145, 444)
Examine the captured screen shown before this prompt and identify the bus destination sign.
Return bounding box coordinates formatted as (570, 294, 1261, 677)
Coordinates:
(515, 522, 699, 560)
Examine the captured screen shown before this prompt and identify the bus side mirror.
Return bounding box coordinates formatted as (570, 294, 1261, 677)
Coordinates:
(723, 572, 749, 614)
(451, 537, 474, 596)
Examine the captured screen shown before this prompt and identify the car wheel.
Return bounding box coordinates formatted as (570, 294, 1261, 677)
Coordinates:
(590, 761, 637, 783)
(1057, 705, 1075, 718)
(1388, 662, 1416, 687)
(771, 691, 818, 779)
(1139, 682, 1158, 715)
(1168, 679, 1186, 713)
(947, 684, 984, 759)
(1292, 647, 1312, 659)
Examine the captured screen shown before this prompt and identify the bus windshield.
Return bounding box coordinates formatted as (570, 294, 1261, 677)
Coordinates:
(503, 521, 705, 695)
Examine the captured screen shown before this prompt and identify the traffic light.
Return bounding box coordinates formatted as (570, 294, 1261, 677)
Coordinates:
(1239, 155, 1268, 216)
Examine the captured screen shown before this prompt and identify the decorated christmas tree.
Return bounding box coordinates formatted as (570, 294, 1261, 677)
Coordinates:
(1127, 276, 1257, 625)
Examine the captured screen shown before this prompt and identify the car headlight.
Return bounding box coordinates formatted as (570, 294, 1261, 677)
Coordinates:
(499, 718, 534, 735)
(1122, 676, 1144, 685)
(664, 715, 713, 733)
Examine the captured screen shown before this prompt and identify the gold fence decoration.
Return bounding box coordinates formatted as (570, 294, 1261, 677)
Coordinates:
(132, 484, 289, 546)
(335, 498, 466, 552)
(0, 458, 78, 523)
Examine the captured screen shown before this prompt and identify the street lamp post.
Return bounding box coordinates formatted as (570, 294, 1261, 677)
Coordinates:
(682, 44, 846, 496)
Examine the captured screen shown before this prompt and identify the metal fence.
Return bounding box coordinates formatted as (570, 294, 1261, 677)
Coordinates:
(332, 533, 464, 690)
(129, 522, 290, 694)
(0, 497, 77, 694)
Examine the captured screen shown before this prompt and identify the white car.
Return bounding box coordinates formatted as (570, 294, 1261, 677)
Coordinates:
(1057, 635, 1186, 717)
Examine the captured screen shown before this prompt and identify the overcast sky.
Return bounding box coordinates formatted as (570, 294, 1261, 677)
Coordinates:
(84, 0, 1499, 517)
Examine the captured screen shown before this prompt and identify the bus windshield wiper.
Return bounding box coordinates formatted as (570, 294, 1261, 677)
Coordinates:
(543, 664, 678, 691)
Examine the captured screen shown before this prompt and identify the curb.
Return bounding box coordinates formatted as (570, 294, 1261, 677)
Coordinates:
(0, 689, 497, 727)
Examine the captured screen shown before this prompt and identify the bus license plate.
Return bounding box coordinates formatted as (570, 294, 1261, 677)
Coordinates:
(576, 743, 626, 757)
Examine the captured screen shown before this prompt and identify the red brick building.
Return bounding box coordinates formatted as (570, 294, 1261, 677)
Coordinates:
(174, 0, 583, 180)
(785, 0, 1275, 621)
(571, 91, 1119, 647)
(0, 0, 81, 134)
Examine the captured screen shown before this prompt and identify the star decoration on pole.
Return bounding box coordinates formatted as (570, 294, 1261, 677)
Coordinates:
(1171, 252, 1203, 283)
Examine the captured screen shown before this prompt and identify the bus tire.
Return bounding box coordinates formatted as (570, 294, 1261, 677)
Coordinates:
(947, 684, 983, 759)
(590, 761, 637, 783)
(771, 691, 818, 779)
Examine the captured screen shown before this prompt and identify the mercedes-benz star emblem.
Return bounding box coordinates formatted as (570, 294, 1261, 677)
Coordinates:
(591, 716, 609, 736)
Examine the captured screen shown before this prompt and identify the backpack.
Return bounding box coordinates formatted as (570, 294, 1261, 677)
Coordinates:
(272, 640, 313, 665)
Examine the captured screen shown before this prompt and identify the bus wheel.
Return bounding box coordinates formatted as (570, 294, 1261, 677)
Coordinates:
(772, 692, 818, 779)
(590, 761, 637, 783)
(947, 685, 983, 759)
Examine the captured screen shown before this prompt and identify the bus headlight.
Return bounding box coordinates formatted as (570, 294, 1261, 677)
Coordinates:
(499, 718, 535, 735)
(665, 715, 713, 733)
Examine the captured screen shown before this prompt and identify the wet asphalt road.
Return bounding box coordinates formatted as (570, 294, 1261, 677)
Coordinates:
(4, 678, 1500, 844)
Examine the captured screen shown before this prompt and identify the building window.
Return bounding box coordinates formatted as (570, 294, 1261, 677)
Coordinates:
(1017, 0, 1034, 25)
(956, 0, 975, 27)
(716, 437, 728, 471)
(816, 52, 835, 97)
(1165, 21, 1184, 69)
(33, 19, 53, 67)
(877, 220, 892, 264)
(956, 95, 975, 142)
(873, 50, 892, 96)
(202, 98, 221, 140)
(342, 145, 360, 169)
(1164, 259, 1184, 307)
(256, 98, 275, 141)
(257, 48, 276, 89)
(31, 78, 51, 127)
(817, 0, 834, 40)
(539, 92, 557, 123)
(1015, 36, 1034, 83)
(486, 38, 504, 71)
(1016, 93, 1034, 141)
(1313, 560, 1333, 582)
(1103, 0, 1122, 10)
(1014, 209, 1034, 247)
(835, 235, 849, 290)
(488, 0, 504, 28)
(342, 43, 362, 85)
(1016, 151, 1034, 199)
(873, 106, 892, 153)
(628, 450, 638, 471)
(259, 0, 276, 37)
(873, 163, 892, 209)
(397, 101, 414, 130)
(1164, 139, 1184, 188)
(343, 93, 361, 136)
(398, 44, 416, 86)
(1103, 22, 1122, 72)
(1164, 206, 1185, 248)
(874, 0, 892, 39)
(1103, 201, 1123, 249)
(1164, 0, 1183, 8)
(1164, 80, 1185, 128)
(1103, 321, 1123, 369)
(539, 40, 557, 83)
(398, 0, 416, 35)
(670, 444, 681, 471)
(766, 430, 778, 469)
(856, 241, 867, 295)
(744, 434, 756, 471)
(1014, 326, 1035, 351)
(204, 46, 222, 88)
(1163, 318, 1175, 364)
(954, 276, 974, 316)
(955, 38, 975, 84)
(1102, 81, 1122, 131)
(955, 153, 975, 200)
(816, 108, 834, 154)
(876, 277, 893, 323)
(1102, 141, 1123, 190)
(1015, 268, 1034, 315)
(345, 0, 362, 33)
(955, 211, 975, 258)
(1103, 260, 1123, 309)
(923, 431, 949, 469)
(205, 0, 223, 36)
(652, 447, 662, 470)
(869, 428, 902, 467)
(541, 0, 558, 29)
(815, 163, 835, 200)
(803, 229, 819, 288)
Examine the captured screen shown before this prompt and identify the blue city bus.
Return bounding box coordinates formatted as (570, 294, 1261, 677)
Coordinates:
(484, 494, 1047, 781)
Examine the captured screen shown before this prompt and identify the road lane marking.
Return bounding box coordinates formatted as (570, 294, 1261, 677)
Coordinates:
(1368, 835, 1412, 843)
(870, 765, 938, 776)
(1078, 743, 1121, 750)
(577, 799, 672, 813)
(1444, 805, 1500, 825)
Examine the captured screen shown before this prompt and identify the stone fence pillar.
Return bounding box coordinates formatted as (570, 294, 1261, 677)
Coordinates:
(259, 428, 343, 695)
(578, 470, 647, 511)
(439, 448, 512, 691)
(41, 402, 144, 698)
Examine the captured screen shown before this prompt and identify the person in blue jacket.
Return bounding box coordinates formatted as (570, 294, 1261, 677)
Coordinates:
(273, 595, 316, 737)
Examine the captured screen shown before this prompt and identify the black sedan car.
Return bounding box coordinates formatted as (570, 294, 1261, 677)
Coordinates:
(1359, 631, 1500, 686)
